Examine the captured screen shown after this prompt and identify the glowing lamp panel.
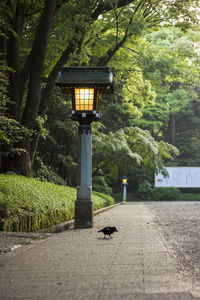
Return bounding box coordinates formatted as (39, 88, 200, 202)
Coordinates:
(123, 179, 127, 184)
(75, 88, 94, 111)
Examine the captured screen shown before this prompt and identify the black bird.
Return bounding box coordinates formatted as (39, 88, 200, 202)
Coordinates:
(98, 226, 118, 238)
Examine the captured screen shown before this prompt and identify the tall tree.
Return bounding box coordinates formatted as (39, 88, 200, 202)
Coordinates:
(0, 0, 199, 176)
(134, 27, 200, 143)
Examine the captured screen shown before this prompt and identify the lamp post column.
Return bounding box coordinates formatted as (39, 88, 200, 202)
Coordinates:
(123, 184, 127, 202)
(75, 123, 93, 228)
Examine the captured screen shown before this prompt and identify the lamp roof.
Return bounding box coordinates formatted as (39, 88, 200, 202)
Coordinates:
(55, 66, 113, 92)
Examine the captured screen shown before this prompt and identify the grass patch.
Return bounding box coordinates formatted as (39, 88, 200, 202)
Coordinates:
(0, 174, 114, 232)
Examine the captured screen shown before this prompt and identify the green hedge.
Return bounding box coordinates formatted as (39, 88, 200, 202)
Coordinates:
(0, 174, 114, 232)
(113, 189, 200, 202)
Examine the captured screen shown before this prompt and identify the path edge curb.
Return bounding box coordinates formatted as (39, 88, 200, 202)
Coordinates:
(39, 202, 122, 233)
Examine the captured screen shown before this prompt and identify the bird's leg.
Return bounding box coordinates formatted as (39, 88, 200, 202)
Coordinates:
(109, 235, 112, 238)
(104, 235, 106, 239)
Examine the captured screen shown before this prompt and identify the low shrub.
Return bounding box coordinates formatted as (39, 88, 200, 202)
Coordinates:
(113, 187, 199, 202)
(179, 193, 200, 201)
(137, 180, 154, 200)
(153, 187, 181, 201)
(0, 174, 114, 232)
(93, 191, 114, 209)
(33, 162, 66, 186)
(92, 175, 112, 195)
(137, 181, 181, 201)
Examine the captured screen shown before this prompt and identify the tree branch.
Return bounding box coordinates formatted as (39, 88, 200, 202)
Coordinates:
(96, 9, 135, 66)
(92, 159, 111, 177)
(91, 0, 136, 21)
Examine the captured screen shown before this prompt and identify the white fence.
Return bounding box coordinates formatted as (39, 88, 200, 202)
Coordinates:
(155, 167, 200, 188)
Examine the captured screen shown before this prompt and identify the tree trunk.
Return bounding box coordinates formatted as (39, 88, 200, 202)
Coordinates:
(20, 0, 57, 176)
(6, 0, 24, 120)
(167, 113, 176, 145)
(0, 36, 6, 59)
(21, 0, 56, 129)
(4, 0, 57, 176)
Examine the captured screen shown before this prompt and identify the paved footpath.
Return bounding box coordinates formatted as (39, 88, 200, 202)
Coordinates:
(0, 202, 200, 300)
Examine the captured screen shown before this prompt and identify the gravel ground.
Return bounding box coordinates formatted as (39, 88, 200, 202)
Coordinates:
(146, 201, 200, 293)
(1, 201, 200, 281)
(0, 231, 51, 254)
(1, 202, 199, 299)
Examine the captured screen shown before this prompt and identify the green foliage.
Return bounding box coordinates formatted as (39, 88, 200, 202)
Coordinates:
(137, 180, 154, 200)
(0, 1, 14, 38)
(124, 127, 179, 170)
(174, 101, 200, 166)
(136, 181, 181, 201)
(112, 192, 138, 202)
(93, 173, 112, 195)
(0, 175, 75, 218)
(2, 0, 200, 191)
(92, 124, 179, 194)
(153, 188, 181, 201)
(33, 160, 67, 186)
(113, 189, 198, 202)
(0, 174, 114, 232)
(92, 191, 114, 210)
(34, 89, 78, 186)
(0, 116, 32, 156)
(0, 60, 11, 113)
(0, 193, 9, 218)
(179, 193, 200, 201)
(0, 60, 32, 157)
(136, 27, 200, 139)
(134, 27, 200, 170)
(99, 39, 157, 132)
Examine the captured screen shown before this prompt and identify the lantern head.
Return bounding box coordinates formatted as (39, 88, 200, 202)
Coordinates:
(55, 67, 113, 123)
(122, 177, 128, 185)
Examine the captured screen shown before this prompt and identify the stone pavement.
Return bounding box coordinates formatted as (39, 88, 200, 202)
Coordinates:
(0, 202, 199, 300)
(0, 232, 50, 254)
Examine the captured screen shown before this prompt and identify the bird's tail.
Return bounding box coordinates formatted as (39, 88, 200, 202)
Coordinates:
(98, 229, 103, 232)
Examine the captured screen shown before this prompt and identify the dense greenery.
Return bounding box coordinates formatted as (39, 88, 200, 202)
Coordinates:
(1, 0, 200, 202)
(0, 174, 114, 232)
(136, 27, 200, 149)
(114, 188, 200, 202)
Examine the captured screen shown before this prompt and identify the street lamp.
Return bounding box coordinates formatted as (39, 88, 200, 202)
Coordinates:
(122, 176, 128, 202)
(55, 67, 113, 228)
